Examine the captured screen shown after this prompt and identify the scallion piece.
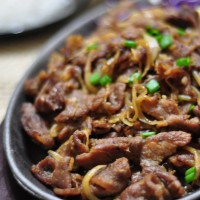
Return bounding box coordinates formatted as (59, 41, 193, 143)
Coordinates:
(178, 94, 191, 102)
(176, 57, 191, 67)
(177, 28, 185, 36)
(146, 80, 160, 94)
(189, 104, 195, 113)
(129, 72, 142, 84)
(141, 131, 156, 138)
(89, 72, 101, 85)
(100, 75, 112, 86)
(158, 34, 173, 49)
(123, 40, 137, 48)
(185, 167, 196, 176)
(146, 25, 160, 36)
(185, 167, 197, 183)
(86, 43, 98, 51)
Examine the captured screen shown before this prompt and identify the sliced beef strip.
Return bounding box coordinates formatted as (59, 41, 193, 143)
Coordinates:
(120, 173, 170, 200)
(21, 103, 54, 148)
(55, 90, 91, 122)
(35, 82, 65, 113)
(31, 156, 56, 185)
(141, 96, 179, 120)
(103, 83, 126, 114)
(54, 188, 81, 197)
(24, 70, 48, 97)
(141, 131, 191, 167)
(169, 152, 194, 167)
(193, 105, 200, 118)
(92, 118, 112, 135)
(90, 157, 131, 198)
(76, 136, 143, 169)
(143, 166, 185, 198)
(52, 157, 73, 189)
(166, 115, 200, 134)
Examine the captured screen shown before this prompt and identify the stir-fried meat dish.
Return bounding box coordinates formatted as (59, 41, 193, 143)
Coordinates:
(21, 1, 200, 199)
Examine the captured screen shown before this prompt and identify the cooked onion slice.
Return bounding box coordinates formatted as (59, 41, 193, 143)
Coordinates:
(82, 165, 106, 200)
(193, 71, 200, 87)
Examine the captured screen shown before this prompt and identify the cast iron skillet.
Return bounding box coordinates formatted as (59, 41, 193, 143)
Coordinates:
(3, 1, 200, 200)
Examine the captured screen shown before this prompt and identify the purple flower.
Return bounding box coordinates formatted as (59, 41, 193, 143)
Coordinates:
(165, 0, 200, 7)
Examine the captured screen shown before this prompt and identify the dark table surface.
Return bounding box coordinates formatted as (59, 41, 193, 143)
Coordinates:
(0, 122, 37, 200)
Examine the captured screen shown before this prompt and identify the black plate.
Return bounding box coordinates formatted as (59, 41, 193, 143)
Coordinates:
(0, 0, 88, 36)
(3, 1, 200, 200)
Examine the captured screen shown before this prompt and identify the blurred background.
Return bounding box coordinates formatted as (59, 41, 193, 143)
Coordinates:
(0, 0, 200, 123)
(0, 0, 103, 123)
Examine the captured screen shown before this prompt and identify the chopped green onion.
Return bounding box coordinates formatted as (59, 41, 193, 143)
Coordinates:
(141, 131, 156, 138)
(89, 72, 101, 85)
(177, 28, 185, 36)
(189, 104, 195, 113)
(185, 167, 197, 183)
(146, 25, 160, 36)
(100, 75, 112, 86)
(176, 57, 191, 67)
(185, 167, 196, 176)
(158, 34, 173, 49)
(86, 43, 98, 51)
(123, 40, 137, 48)
(178, 95, 192, 102)
(146, 80, 160, 94)
(129, 72, 142, 84)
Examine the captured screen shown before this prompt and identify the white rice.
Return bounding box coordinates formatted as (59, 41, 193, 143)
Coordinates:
(0, 0, 73, 33)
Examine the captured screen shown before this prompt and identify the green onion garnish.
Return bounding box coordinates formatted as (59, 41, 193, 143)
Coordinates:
(189, 104, 195, 113)
(141, 131, 156, 138)
(86, 43, 98, 51)
(129, 72, 142, 84)
(89, 72, 101, 85)
(123, 40, 137, 48)
(146, 80, 160, 94)
(158, 34, 173, 49)
(100, 75, 112, 86)
(177, 28, 185, 36)
(176, 57, 191, 67)
(146, 25, 160, 36)
(185, 167, 197, 183)
(178, 95, 191, 102)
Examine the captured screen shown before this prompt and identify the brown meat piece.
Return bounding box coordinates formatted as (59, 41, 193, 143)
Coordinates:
(31, 156, 56, 185)
(54, 188, 81, 197)
(143, 166, 185, 198)
(52, 157, 72, 189)
(141, 96, 179, 120)
(166, 115, 200, 134)
(24, 70, 48, 97)
(166, 5, 199, 28)
(55, 90, 90, 122)
(76, 136, 143, 169)
(193, 105, 200, 118)
(169, 152, 194, 167)
(92, 118, 111, 134)
(103, 83, 126, 114)
(91, 157, 131, 198)
(21, 103, 54, 148)
(35, 82, 65, 113)
(141, 131, 191, 167)
(73, 130, 89, 155)
(120, 173, 170, 200)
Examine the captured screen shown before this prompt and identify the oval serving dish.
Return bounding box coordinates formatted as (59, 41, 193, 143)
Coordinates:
(3, 1, 200, 200)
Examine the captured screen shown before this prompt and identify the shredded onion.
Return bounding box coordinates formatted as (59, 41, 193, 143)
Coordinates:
(82, 165, 106, 200)
(192, 86, 200, 105)
(50, 123, 65, 138)
(48, 150, 63, 161)
(193, 70, 200, 87)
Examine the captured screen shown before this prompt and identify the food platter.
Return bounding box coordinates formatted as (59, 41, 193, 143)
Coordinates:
(3, 1, 200, 199)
